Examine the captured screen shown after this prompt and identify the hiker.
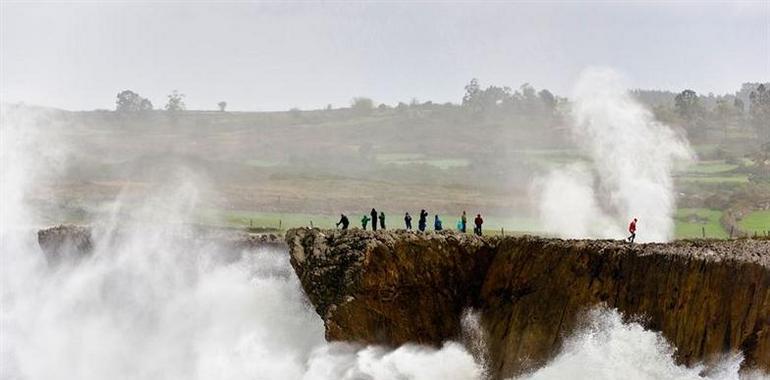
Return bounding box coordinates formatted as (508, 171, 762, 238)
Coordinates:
(370, 208, 378, 231)
(404, 212, 412, 230)
(434, 215, 443, 231)
(379, 211, 386, 230)
(627, 218, 638, 243)
(456, 219, 463, 231)
(461, 211, 467, 233)
(418, 209, 428, 232)
(474, 214, 483, 236)
(361, 214, 370, 230)
(336, 214, 349, 230)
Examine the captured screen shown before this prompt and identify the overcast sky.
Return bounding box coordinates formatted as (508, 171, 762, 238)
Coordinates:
(1, 1, 768, 111)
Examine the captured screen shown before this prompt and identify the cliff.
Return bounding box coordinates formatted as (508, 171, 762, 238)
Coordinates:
(286, 228, 770, 379)
(37, 224, 285, 265)
(37, 224, 93, 265)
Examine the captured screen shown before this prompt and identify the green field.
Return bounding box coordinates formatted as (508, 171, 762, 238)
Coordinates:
(739, 210, 770, 233)
(682, 160, 740, 174)
(199, 209, 338, 230)
(674, 208, 728, 239)
(676, 158, 750, 184)
(202, 208, 740, 240)
(198, 209, 543, 234)
(377, 153, 470, 169)
(678, 175, 750, 184)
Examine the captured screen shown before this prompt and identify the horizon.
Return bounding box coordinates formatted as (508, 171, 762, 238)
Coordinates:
(2, 80, 765, 113)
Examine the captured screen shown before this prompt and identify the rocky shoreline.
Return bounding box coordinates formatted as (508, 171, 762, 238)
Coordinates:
(286, 228, 770, 379)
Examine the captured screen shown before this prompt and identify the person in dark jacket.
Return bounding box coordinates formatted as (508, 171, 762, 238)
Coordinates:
(379, 211, 386, 230)
(370, 208, 378, 231)
(460, 211, 467, 233)
(361, 214, 370, 230)
(404, 212, 412, 230)
(474, 214, 483, 236)
(418, 209, 428, 232)
(434, 215, 443, 231)
(336, 214, 349, 230)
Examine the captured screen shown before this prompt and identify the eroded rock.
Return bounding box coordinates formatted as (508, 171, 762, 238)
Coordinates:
(286, 228, 770, 379)
(37, 224, 93, 265)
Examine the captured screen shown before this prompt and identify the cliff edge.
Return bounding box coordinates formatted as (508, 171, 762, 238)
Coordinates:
(286, 228, 770, 379)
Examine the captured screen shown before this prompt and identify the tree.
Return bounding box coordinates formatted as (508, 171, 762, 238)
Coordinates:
(462, 78, 481, 106)
(674, 89, 702, 120)
(750, 84, 770, 142)
(351, 97, 374, 116)
(217, 101, 227, 112)
(462, 78, 511, 115)
(116, 90, 152, 112)
(538, 89, 557, 114)
(734, 98, 745, 113)
(165, 90, 186, 111)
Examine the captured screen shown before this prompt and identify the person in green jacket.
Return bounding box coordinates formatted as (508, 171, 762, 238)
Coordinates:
(361, 214, 370, 230)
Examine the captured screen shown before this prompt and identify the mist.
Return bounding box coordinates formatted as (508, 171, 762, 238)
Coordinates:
(536, 68, 694, 242)
(2, 2, 769, 380)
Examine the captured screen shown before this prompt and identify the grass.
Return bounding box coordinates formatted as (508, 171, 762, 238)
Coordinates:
(678, 175, 749, 184)
(674, 208, 728, 239)
(376, 153, 425, 162)
(739, 210, 770, 233)
(197, 209, 543, 234)
(682, 160, 739, 174)
(675, 159, 748, 185)
(204, 208, 740, 241)
(198, 210, 338, 230)
(377, 153, 470, 170)
(244, 159, 280, 167)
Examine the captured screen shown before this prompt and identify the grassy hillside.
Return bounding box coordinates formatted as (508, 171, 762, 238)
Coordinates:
(14, 104, 768, 239)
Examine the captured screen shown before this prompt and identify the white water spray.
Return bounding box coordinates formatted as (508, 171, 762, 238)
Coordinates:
(536, 68, 693, 242)
(1, 104, 762, 380)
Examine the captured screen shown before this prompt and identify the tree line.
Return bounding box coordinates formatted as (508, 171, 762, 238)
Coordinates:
(112, 81, 770, 144)
(116, 89, 226, 113)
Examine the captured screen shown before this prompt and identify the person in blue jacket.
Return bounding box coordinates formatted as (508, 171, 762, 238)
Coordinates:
(434, 214, 443, 231)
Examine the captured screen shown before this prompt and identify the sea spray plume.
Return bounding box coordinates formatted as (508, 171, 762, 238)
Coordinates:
(537, 68, 693, 242)
(0, 107, 481, 380)
(461, 309, 490, 378)
(302, 342, 483, 380)
(518, 308, 760, 380)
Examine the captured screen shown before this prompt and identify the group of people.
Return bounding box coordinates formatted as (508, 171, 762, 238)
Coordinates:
(337, 213, 640, 242)
(336, 209, 484, 236)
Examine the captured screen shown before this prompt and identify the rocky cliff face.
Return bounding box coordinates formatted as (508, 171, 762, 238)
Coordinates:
(37, 225, 285, 265)
(38, 225, 93, 265)
(286, 228, 770, 379)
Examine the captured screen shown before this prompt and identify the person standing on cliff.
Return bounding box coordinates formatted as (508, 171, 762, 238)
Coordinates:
(379, 211, 386, 230)
(370, 208, 378, 231)
(404, 212, 412, 230)
(434, 215, 443, 231)
(361, 214, 370, 230)
(474, 214, 484, 236)
(461, 211, 467, 233)
(336, 214, 349, 230)
(418, 209, 428, 232)
(627, 218, 638, 243)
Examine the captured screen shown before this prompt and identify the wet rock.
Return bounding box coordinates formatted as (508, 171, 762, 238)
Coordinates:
(286, 228, 770, 379)
(37, 224, 93, 265)
(36, 225, 287, 265)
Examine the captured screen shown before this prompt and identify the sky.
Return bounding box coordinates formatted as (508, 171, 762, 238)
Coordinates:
(1, 1, 768, 111)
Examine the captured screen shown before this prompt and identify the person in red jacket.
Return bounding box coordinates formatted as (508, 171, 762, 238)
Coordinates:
(627, 218, 638, 243)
